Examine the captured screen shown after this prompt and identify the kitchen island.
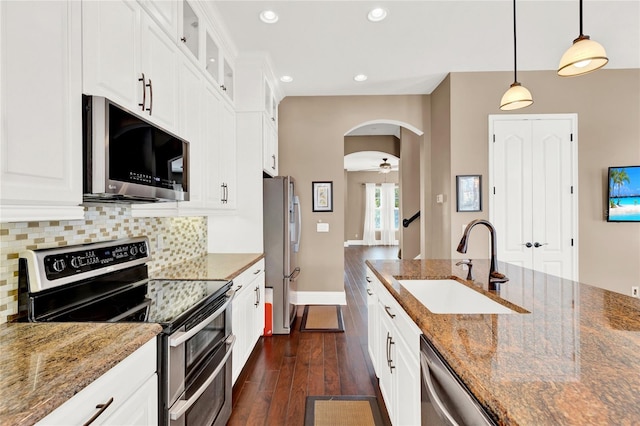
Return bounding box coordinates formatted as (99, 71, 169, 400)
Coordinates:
(366, 258, 640, 425)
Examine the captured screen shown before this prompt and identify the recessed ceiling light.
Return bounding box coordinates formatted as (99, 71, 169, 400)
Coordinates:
(259, 10, 279, 24)
(280, 75, 293, 83)
(367, 7, 388, 22)
(354, 74, 368, 82)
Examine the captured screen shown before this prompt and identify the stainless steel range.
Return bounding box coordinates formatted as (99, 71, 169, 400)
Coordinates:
(17, 237, 235, 426)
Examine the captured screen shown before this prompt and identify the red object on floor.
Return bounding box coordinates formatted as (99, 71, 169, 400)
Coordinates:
(264, 303, 273, 336)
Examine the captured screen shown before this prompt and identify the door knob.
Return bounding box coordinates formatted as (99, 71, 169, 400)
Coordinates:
(523, 242, 532, 248)
(534, 242, 548, 248)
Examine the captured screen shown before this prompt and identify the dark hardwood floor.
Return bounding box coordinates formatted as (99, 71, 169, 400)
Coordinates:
(228, 245, 398, 426)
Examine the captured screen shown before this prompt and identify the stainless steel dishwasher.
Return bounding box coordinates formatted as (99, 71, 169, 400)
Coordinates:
(420, 336, 496, 426)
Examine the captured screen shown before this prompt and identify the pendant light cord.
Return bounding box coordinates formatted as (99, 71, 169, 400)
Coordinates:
(579, 0, 584, 36)
(512, 0, 518, 83)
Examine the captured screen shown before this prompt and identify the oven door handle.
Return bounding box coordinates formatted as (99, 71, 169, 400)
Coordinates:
(169, 289, 235, 347)
(169, 334, 236, 421)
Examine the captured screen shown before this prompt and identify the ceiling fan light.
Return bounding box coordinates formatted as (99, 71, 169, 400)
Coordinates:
(379, 158, 392, 173)
(500, 82, 533, 111)
(557, 35, 608, 76)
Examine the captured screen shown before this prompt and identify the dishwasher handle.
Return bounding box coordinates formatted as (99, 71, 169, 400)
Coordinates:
(421, 352, 460, 426)
(420, 337, 495, 426)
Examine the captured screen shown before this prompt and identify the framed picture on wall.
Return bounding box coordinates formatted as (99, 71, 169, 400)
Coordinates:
(456, 175, 482, 212)
(312, 181, 333, 212)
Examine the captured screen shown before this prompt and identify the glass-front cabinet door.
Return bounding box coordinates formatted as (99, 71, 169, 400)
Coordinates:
(205, 32, 220, 83)
(223, 58, 234, 102)
(180, 0, 199, 60)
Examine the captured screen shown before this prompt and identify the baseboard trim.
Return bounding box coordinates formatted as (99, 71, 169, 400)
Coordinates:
(291, 290, 347, 306)
(345, 240, 399, 247)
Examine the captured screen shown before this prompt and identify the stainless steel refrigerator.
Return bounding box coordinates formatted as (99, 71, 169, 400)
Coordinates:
(263, 176, 301, 334)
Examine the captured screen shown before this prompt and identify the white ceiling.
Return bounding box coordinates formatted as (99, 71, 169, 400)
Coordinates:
(344, 151, 399, 171)
(213, 0, 640, 97)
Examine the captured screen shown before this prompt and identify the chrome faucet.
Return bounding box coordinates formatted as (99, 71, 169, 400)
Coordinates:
(456, 219, 509, 291)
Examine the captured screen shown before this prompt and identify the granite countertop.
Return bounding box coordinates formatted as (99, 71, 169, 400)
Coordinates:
(152, 253, 264, 281)
(0, 322, 162, 426)
(366, 258, 640, 425)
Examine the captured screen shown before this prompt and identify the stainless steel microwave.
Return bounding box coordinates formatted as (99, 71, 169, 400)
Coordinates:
(82, 95, 189, 203)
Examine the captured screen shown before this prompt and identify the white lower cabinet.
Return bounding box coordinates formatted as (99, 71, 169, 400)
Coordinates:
(37, 337, 158, 425)
(231, 259, 265, 384)
(372, 277, 421, 426)
(366, 268, 380, 375)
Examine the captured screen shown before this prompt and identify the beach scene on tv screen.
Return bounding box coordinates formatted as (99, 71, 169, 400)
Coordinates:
(609, 166, 640, 221)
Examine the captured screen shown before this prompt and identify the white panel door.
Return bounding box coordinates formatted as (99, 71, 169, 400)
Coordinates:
(490, 115, 577, 281)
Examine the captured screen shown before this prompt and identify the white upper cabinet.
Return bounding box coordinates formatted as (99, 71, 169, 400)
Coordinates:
(83, 0, 178, 134)
(203, 84, 237, 210)
(177, 57, 204, 213)
(0, 1, 84, 221)
(139, 12, 178, 131)
(139, 0, 178, 40)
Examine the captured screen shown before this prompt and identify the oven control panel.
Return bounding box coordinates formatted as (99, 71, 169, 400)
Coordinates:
(42, 240, 150, 280)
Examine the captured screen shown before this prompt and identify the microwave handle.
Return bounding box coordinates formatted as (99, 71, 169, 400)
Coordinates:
(169, 289, 235, 347)
(169, 334, 236, 421)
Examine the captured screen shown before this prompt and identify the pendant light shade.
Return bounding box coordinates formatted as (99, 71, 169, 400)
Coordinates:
(500, 82, 533, 111)
(500, 0, 533, 111)
(557, 0, 608, 77)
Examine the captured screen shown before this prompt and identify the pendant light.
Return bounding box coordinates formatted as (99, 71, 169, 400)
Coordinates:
(557, 0, 608, 76)
(500, 0, 533, 111)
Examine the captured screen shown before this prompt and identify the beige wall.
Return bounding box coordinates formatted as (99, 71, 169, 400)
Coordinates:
(344, 135, 400, 157)
(345, 170, 399, 242)
(429, 75, 452, 259)
(278, 95, 425, 293)
(278, 69, 640, 297)
(442, 68, 640, 295)
(400, 128, 421, 259)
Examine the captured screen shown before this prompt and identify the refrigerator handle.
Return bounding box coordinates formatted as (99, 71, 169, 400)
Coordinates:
(294, 195, 301, 252)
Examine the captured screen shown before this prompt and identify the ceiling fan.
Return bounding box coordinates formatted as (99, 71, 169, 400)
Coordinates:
(379, 158, 392, 174)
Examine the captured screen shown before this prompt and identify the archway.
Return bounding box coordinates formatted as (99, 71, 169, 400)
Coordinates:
(343, 120, 424, 259)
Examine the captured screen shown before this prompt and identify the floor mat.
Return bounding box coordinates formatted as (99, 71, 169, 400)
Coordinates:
(300, 305, 344, 332)
(304, 396, 385, 426)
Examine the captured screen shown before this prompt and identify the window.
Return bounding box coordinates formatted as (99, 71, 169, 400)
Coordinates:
(374, 185, 399, 230)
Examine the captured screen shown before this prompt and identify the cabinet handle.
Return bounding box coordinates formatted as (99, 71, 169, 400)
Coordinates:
(180, 36, 186, 43)
(271, 117, 275, 122)
(386, 333, 391, 366)
(138, 73, 146, 111)
(82, 397, 114, 426)
(146, 79, 153, 115)
(224, 183, 229, 203)
(366, 277, 371, 283)
(236, 284, 243, 291)
(534, 242, 548, 248)
(366, 288, 373, 296)
(384, 306, 396, 319)
(271, 154, 276, 170)
(388, 335, 396, 373)
(254, 269, 262, 275)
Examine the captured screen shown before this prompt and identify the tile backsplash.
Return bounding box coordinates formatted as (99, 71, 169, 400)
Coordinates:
(0, 206, 207, 324)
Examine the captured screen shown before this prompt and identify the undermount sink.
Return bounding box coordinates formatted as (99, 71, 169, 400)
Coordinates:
(398, 279, 517, 314)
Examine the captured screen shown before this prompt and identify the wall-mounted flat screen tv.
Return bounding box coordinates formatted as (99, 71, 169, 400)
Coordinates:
(607, 165, 640, 222)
